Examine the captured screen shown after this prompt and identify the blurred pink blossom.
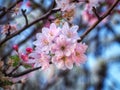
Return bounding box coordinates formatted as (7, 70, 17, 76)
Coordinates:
(1, 24, 17, 35)
(55, 0, 75, 12)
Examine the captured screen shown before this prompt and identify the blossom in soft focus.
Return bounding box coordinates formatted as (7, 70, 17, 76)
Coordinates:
(81, 10, 97, 25)
(55, 0, 75, 12)
(72, 43, 88, 66)
(1, 24, 17, 35)
(84, 0, 105, 13)
(20, 53, 28, 62)
(13, 3, 22, 15)
(13, 44, 18, 51)
(27, 52, 50, 70)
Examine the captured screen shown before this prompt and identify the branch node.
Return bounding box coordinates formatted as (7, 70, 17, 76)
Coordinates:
(92, 7, 101, 20)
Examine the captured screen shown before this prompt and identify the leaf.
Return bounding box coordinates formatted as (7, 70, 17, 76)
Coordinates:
(23, 63, 32, 68)
(10, 55, 20, 67)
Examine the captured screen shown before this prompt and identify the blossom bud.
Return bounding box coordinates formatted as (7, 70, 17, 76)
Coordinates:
(21, 53, 28, 62)
(13, 44, 18, 51)
(26, 47, 33, 53)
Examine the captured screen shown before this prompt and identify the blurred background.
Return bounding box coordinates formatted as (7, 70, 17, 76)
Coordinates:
(0, 0, 120, 90)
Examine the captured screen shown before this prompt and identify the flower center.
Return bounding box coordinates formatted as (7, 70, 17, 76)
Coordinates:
(61, 46, 65, 50)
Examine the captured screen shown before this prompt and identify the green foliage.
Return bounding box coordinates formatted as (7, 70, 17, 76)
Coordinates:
(23, 63, 32, 68)
(10, 55, 20, 67)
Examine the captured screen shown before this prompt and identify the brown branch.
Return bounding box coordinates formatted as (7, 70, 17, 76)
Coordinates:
(78, 0, 120, 42)
(8, 62, 52, 78)
(10, 66, 41, 77)
(7, 63, 22, 76)
(92, 7, 101, 20)
(0, 2, 58, 46)
(0, 0, 23, 18)
(21, 9, 28, 26)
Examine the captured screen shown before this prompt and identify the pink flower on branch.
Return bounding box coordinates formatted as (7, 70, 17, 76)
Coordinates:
(1, 24, 17, 35)
(55, 0, 75, 12)
(51, 35, 75, 57)
(52, 54, 73, 70)
(61, 22, 79, 42)
(72, 43, 88, 66)
(26, 22, 87, 70)
(27, 52, 50, 70)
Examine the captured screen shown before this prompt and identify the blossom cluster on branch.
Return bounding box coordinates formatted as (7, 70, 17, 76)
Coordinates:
(0, 0, 119, 88)
(24, 22, 87, 70)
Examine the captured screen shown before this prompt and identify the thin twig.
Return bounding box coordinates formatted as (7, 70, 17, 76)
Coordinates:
(21, 9, 28, 26)
(0, 0, 23, 18)
(78, 0, 120, 42)
(0, 1, 58, 46)
(7, 63, 22, 76)
(11, 66, 41, 77)
(92, 7, 101, 20)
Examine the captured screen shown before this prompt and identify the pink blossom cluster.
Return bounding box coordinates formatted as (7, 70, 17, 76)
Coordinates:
(55, 0, 75, 12)
(1, 24, 17, 35)
(25, 22, 88, 70)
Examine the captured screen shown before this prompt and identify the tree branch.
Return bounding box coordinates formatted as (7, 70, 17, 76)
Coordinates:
(10, 66, 41, 78)
(92, 7, 101, 20)
(21, 9, 28, 26)
(0, 0, 23, 18)
(78, 0, 120, 42)
(0, 1, 58, 46)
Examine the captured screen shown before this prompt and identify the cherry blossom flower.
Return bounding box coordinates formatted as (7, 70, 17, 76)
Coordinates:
(55, 0, 75, 12)
(81, 10, 97, 25)
(72, 43, 88, 66)
(27, 52, 50, 70)
(1, 24, 17, 35)
(83, 0, 105, 13)
(52, 35, 75, 57)
(42, 23, 60, 41)
(52, 54, 73, 70)
(24, 22, 88, 70)
(61, 22, 79, 42)
(33, 33, 51, 53)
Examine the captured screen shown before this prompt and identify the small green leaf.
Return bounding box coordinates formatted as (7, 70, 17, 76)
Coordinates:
(10, 55, 20, 67)
(23, 64, 32, 68)
(55, 12, 62, 18)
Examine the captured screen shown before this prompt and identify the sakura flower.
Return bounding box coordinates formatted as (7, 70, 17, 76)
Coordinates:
(1, 24, 17, 35)
(55, 0, 75, 12)
(72, 43, 88, 66)
(61, 22, 79, 42)
(52, 35, 75, 57)
(33, 33, 51, 53)
(52, 54, 73, 70)
(84, 0, 105, 13)
(81, 10, 97, 25)
(13, 3, 22, 15)
(42, 23, 60, 41)
(27, 52, 50, 70)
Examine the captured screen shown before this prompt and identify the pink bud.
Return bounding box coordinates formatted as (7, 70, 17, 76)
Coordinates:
(26, 1, 31, 7)
(13, 44, 18, 51)
(26, 47, 33, 53)
(21, 53, 28, 62)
